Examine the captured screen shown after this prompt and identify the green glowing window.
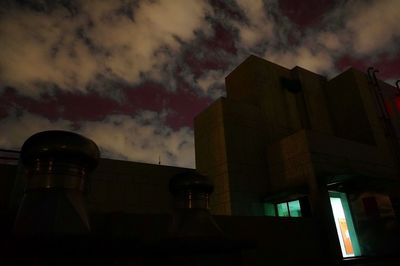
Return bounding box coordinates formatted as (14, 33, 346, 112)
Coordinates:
(264, 199, 303, 217)
(288, 200, 301, 217)
(264, 203, 276, 216)
(277, 202, 290, 217)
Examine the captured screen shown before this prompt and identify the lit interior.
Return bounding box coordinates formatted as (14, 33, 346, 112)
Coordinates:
(329, 193, 361, 258)
(264, 203, 276, 216)
(264, 200, 302, 217)
(277, 202, 289, 217)
(288, 200, 301, 217)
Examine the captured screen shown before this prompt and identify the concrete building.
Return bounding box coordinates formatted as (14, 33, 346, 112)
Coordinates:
(1, 55, 400, 265)
(195, 55, 400, 262)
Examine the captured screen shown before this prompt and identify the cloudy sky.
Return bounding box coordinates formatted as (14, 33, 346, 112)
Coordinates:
(0, 0, 399, 168)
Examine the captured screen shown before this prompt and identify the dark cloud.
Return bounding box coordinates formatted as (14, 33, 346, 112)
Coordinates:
(278, 0, 336, 28)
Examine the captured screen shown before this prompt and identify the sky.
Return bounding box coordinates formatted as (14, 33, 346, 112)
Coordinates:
(0, 0, 399, 168)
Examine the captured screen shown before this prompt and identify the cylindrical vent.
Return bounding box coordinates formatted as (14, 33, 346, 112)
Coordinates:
(169, 171, 213, 209)
(168, 171, 224, 239)
(14, 130, 100, 235)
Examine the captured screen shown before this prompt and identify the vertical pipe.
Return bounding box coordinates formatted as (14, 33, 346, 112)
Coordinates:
(370, 72, 400, 170)
(367, 67, 374, 84)
(372, 70, 390, 120)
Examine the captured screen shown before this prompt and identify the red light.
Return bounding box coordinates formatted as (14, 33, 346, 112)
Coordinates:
(385, 101, 393, 115)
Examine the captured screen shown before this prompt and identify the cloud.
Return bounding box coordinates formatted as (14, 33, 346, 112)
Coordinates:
(249, 0, 400, 76)
(307, 0, 400, 60)
(1, 0, 398, 99)
(221, 0, 341, 76)
(0, 0, 212, 97)
(80, 111, 195, 168)
(0, 110, 195, 168)
(312, 0, 400, 58)
(316, 31, 342, 52)
(86, 0, 213, 84)
(0, 110, 73, 149)
(196, 69, 226, 99)
(264, 45, 335, 74)
(0, 6, 98, 96)
(344, 0, 400, 55)
(234, 0, 274, 47)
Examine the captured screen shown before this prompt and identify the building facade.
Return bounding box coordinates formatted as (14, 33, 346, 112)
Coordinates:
(195, 55, 400, 261)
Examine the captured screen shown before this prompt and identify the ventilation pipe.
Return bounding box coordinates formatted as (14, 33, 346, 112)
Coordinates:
(168, 171, 224, 239)
(14, 130, 100, 235)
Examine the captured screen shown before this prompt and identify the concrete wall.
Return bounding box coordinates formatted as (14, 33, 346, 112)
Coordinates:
(195, 97, 269, 216)
(225, 55, 335, 142)
(225, 55, 302, 143)
(266, 128, 399, 194)
(194, 99, 232, 215)
(1, 158, 191, 217)
(222, 99, 269, 216)
(325, 68, 400, 173)
(87, 159, 190, 214)
(348, 192, 400, 256)
(293, 67, 333, 134)
(325, 69, 376, 145)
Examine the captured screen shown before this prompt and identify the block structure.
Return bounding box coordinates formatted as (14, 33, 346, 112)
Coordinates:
(195, 55, 400, 261)
(195, 55, 400, 215)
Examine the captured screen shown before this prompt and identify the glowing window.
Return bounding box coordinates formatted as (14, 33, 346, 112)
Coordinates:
(277, 202, 290, 217)
(264, 202, 276, 216)
(264, 199, 302, 217)
(288, 200, 302, 217)
(329, 191, 361, 257)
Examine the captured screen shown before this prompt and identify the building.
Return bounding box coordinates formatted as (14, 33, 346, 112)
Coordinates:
(1, 55, 400, 265)
(195, 55, 400, 262)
